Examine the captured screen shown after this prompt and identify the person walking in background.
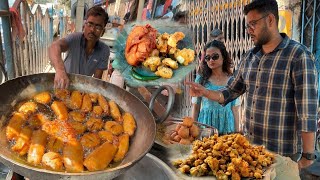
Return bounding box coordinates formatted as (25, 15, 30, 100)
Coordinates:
(173, 11, 188, 24)
(49, 6, 110, 89)
(161, 6, 174, 21)
(192, 40, 240, 134)
(155, 2, 165, 18)
(142, 1, 152, 20)
(187, 0, 318, 173)
(210, 28, 224, 42)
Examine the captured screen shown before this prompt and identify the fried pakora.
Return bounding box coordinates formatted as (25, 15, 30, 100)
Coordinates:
(143, 56, 161, 72)
(172, 134, 275, 179)
(125, 24, 158, 66)
(155, 66, 173, 79)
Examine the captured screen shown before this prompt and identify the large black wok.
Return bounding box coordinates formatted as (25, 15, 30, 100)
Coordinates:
(0, 73, 174, 180)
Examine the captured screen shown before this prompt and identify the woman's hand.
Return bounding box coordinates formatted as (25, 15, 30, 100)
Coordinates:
(186, 82, 208, 97)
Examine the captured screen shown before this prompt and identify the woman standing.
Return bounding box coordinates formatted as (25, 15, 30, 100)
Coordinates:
(192, 40, 240, 134)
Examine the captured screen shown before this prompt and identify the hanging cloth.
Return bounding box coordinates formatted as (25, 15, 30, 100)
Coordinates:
(162, 0, 173, 15)
(9, 7, 26, 41)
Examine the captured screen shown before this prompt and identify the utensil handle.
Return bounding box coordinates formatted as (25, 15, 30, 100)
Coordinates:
(149, 85, 175, 123)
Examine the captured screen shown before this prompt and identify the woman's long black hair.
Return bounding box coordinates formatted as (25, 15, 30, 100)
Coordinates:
(199, 40, 233, 85)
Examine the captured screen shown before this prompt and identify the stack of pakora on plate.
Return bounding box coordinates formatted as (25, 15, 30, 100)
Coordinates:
(125, 24, 195, 79)
(172, 133, 275, 180)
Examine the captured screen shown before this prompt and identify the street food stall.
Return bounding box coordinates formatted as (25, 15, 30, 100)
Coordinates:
(0, 73, 301, 180)
(0, 3, 307, 179)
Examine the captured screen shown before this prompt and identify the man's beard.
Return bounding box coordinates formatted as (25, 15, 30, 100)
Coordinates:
(255, 26, 271, 47)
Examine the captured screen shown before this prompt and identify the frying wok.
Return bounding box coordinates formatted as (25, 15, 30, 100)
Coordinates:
(0, 73, 174, 180)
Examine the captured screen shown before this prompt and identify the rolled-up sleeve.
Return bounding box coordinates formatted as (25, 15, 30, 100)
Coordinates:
(220, 58, 247, 106)
(293, 51, 318, 132)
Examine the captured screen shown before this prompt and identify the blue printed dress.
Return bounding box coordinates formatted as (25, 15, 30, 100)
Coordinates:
(192, 75, 240, 134)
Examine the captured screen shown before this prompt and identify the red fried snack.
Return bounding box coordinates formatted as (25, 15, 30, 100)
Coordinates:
(125, 24, 157, 66)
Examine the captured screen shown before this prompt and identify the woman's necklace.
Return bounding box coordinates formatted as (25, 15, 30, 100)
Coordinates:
(210, 74, 227, 85)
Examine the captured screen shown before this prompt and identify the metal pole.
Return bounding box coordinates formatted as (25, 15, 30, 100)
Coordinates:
(87, 0, 93, 8)
(314, 1, 320, 103)
(0, 0, 14, 79)
(310, 0, 316, 52)
(301, 0, 306, 44)
(151, 0, 158, 19)
(137, 0, 145, 21)
(75, 0, 85, 32)
(114, 0, 121, 16)
(315, 1, 320, 61)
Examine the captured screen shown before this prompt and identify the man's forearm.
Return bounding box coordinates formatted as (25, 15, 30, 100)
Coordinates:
(301, 131, 316, 153)
(48, 43, 66, 73)
(204, 90, 225, 103)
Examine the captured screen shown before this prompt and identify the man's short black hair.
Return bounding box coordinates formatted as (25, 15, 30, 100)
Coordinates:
(86, 6, 109, 26)
(244, 0, 279, 24)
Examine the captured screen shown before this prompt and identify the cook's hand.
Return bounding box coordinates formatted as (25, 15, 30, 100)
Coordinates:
(298, 157, 314, 170)
(54, 71, 69, 89)
(186, 82, 208, 97)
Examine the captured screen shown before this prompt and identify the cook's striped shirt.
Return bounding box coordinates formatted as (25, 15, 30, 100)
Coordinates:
(221, 33, 318, 156)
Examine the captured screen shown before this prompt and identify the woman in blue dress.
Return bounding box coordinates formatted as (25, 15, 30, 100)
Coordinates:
(192, 40, 240, 134)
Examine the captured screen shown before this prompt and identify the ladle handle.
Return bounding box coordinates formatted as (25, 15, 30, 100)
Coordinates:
(149, 85, 175, 123)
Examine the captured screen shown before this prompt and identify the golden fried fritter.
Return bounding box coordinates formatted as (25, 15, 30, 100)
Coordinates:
(81, 94, 93, 113)
(18, 101, 38, 116)
(125, 24, 158, 66)
(51, 101, 68, 121)
(156, 32, 170, 53)
(92, 106, 103, 117)
(54, 89, 70, 101)
(155, 66, 173, 79)
(27, 130, 48, 166)
(63, 140, 84, 172)
(68, 90, 83, 110)
(98, 94, 109, 115)
(113, 133, 129, 162)
(104, 121, 124, 136)
(167, 32, 185, 48)
(42, 152, 64, 171)
(109, 101, 122, 121)
(28, 113, 49, 129)
(89, 93, 99, 103)
(69, 121, 86, 135)
(143, 56, 161, 71)
(174, 48, 195, 66)
(98, 130, 115, 143)
(11, 127, 33, 155)
(42, 120, 77, 143)
(162, 58, 178, 69)
(33, 91, 52, 104)
(6, 112, 27, 141)
(80, 133, 101, 149)
(47, 136, 64, 153)
(69, 111, 86, 122)
(83, 141, 118, 171)
(122, 112, 136, 137)
(86, 117, 104, 132)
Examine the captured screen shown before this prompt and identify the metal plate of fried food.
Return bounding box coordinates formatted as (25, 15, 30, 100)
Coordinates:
(165, 133, 299, 180)
(155, 118, 218, 148)
(112, 20, 196, 87)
